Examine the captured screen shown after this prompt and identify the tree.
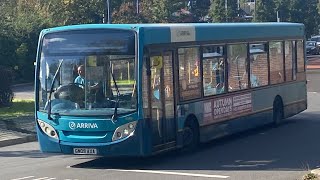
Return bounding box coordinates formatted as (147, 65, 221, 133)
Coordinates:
(188, 0, 211, 22)
(55, 0, 104, 25)
(209, 0, 238, 22)
(290, 0, 319, 38)
(226, 0, 239, 22)
(255, 0, 276, 22)
(209, 0, 226, 22)
(274, 0, 290, 22)
(0, 0, 54, 81)
(112, 2, 147, 23)
(140, 0, 186, 23)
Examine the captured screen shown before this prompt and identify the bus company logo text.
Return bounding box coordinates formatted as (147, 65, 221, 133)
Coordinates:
(69, 122, 98, 130)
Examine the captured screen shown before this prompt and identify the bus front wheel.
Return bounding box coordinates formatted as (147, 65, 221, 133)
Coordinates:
(182, 119, 199, 152)
(273, 97, 284, 126)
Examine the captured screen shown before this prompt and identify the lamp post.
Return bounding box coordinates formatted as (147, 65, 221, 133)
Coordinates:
(136, 0, 139, 14)
(225, 0, 228, 22)
(254, 0, 256, 21)
(104, 0, 111, 24)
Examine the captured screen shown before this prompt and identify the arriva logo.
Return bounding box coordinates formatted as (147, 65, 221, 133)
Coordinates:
(69, 122, 98, 130)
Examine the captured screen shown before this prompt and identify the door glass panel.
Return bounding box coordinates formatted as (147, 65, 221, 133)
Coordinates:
(163, 52, 175, 142)
(150, 55, 163, 145)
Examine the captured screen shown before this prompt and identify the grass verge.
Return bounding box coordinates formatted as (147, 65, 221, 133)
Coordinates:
(0, 99, 34, 120)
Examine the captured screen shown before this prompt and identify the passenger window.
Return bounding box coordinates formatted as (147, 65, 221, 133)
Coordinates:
(297, 40, 305, 72)
(285, 41, 293, 81)
(269, 41, 284, 84)
(202, 45, 225, 96)
(178, 47, 201, 101)
(249, 43, 268, 87)
(227, 44, 248, 92)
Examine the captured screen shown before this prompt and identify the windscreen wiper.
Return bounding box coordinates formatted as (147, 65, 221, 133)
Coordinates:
(47, 60, 63, 120)
(111, 71, 120, 122)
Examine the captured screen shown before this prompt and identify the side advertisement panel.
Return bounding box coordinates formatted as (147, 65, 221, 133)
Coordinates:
(203, 93, 252, 125)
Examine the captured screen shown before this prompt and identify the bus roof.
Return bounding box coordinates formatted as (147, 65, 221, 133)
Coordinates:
(41, 23, 305, 45)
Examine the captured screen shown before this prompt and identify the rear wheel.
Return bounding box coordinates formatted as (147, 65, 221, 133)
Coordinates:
(182, 119, 199, 152)
(273, 97, 284, 126)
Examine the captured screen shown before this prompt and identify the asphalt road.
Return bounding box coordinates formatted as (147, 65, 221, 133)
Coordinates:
(2, 71, 320, 180)
(2, 104, 320, 180)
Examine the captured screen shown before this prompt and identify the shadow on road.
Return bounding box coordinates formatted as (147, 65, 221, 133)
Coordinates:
(72, 110, 320, 172)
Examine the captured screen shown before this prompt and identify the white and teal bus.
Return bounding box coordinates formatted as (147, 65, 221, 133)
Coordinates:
(35, 23, 307, 156)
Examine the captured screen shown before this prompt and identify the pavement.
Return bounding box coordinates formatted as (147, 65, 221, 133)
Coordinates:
(307, 58, 320, 69)
(0, 116, 37, 147)
(0, 59, 319, 148)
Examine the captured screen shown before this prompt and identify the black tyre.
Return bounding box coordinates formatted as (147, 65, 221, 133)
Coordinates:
(182, 119, 199, 152)
(273, 98, 284, 126)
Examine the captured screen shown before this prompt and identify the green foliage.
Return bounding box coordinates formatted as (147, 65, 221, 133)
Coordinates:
(255, 0, 276, 22)
(0, 66, 14, 107)
(275, 0, 290, 22)
(58, 0, 104, 25)
(290, 0, 319, 38)
(302, 173, 318, 180)
(209, 0, 226, 22)
(208, 0, 239, 22)
(226, 0, 239, 22)
(189, 0, 210, 22)
(0, 99, 34, 119)
(0, 0, 320, 88)
(112, 2, 146, 24)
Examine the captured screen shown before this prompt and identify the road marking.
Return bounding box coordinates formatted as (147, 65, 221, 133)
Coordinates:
(11, 177, 34, 180)
(32, 177, 49, 180)
(113, 169, 229, 179)
(309, 92, 318, 94)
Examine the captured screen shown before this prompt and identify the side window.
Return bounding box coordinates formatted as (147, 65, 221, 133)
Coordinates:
(285, 41, 293, 81)
(292, 41, 297, 80)
(249, 43, 268, 87)
(297, 40, 305, 72)
(178, 47, 201, 101)
(202, 45, 225, 96)
(227, 44, 248, 92)
(269, 41, 284, 84)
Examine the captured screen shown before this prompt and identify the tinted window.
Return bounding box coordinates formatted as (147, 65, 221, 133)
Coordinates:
(178, 47, 201, 101)
(297, 40, 305, 72)
(42, 29, 135, 56)
(285, 41, 293, 81)
(249, 43, 268, 87)
(227, 44, 248, 92)
(269, 41, 284, 84)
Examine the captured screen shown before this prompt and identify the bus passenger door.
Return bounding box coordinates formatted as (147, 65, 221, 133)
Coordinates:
(149, 51, 176, 151)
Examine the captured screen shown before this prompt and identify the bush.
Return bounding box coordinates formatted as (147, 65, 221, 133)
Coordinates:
(303, 173, 318, 180)
(0, 66, 14, 107)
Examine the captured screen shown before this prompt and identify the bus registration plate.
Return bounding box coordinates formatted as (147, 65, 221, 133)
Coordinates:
(73, 148, 97, 155)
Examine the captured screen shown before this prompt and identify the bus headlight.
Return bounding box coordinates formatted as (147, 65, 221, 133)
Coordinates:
(37, 119, 59, 140)
(112, 121, 137, 142)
